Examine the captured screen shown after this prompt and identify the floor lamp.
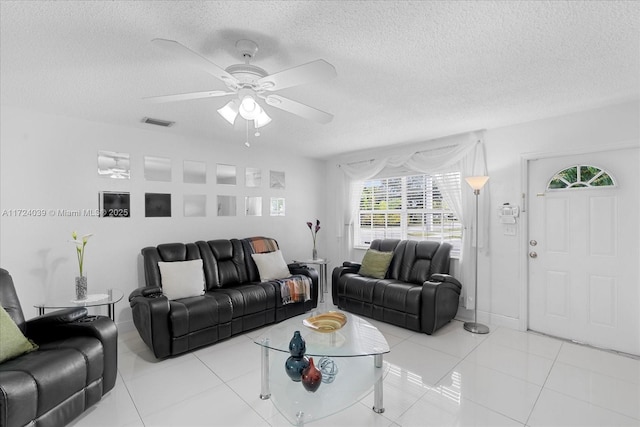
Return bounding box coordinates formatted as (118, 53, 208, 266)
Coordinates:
(464, 176, 490, 334)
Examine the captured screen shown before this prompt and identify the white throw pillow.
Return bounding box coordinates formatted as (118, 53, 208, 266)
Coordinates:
(158, 259, 205, 300)
(251, 250, 291, 281)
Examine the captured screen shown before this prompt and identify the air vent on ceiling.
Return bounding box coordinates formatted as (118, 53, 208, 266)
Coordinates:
(142, 117, 175, 127)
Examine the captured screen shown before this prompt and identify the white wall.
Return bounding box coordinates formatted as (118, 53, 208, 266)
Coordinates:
(323, 100, 640, 328)
(482, 100, 639, 328)
(0, 106, 326, 331)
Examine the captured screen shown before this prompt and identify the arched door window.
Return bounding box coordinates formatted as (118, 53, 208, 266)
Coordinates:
(547, 165, 615, 190)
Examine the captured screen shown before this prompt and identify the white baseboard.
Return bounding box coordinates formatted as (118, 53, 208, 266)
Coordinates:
(455, 306, 522, 331)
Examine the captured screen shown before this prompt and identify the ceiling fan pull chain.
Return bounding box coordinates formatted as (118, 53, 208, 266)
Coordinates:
(245, 119, 250, 147)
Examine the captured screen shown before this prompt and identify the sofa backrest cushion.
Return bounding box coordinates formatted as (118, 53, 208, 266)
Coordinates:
(370, 239, 401, 253)
(141, 243, 202, 289)
(242, 237, 281, 282)
(197, 239, 249, 289)
(141, 237, 281, 290)
(371, 239, 451, 284)
(0, 268, 26, 334)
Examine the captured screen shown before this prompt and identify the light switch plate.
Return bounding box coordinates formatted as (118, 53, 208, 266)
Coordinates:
(504, 225, 517, 236)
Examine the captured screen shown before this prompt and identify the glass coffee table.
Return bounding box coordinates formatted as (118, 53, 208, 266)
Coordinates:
(253, 311, 390, 425)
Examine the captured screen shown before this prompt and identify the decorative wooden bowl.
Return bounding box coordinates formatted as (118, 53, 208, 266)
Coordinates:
(303, 311, 347, 333)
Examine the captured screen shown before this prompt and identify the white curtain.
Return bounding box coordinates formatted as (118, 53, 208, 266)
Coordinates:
(337, 130, 489, 307)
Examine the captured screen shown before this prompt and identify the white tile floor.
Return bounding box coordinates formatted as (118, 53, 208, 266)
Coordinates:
(69, 301, 640, 427)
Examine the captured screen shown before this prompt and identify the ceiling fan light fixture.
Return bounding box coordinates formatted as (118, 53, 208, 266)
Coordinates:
(148, 38, 336, 130)
(217, 100, 239, 124)
(254, 110, 272, 128)
(240, 95, 257, 112)
(239, 95, 263, 120)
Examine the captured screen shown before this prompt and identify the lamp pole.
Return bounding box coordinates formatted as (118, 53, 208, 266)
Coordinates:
(464, 176, 490, 334)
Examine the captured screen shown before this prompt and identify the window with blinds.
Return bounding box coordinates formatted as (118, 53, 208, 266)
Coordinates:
(356, 173, 462, 256)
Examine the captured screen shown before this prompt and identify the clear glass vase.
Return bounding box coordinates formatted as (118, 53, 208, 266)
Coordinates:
(75, 275, 87, 300)
(312, 247, 318, 260)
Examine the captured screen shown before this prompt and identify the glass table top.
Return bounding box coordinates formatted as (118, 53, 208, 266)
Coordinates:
(34, 288, 124, 309)
(253, 310, 390, 357)
(254, 311, 390, 425)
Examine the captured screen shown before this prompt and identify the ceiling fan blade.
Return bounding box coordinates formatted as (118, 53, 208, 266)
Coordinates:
(258, 59, 337, 91)
(144, 90, 234, 103)
(152, 38, 239, 86)
(265, 95, 333, 124)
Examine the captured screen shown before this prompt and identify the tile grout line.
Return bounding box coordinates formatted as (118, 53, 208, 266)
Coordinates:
(523, 339, 564, 426)
(441, 326, 537, 426)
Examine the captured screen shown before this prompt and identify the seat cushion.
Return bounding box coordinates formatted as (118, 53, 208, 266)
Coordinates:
(0, 340, 100, 424)
(211, 284, 272, 318)
(38, 336, 104, 387)
(169, 293, 233, 336)
(335, 274, 379, 303)
(373, 280, 422, 315)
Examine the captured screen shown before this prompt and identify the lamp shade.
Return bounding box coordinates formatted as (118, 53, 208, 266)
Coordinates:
(217, 100, 239, 125)
(254, 110, 272, 128)
(465, 176, 489, 191)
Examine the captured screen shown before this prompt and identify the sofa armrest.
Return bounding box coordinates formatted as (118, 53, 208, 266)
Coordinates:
(342, 261, 361, 269)
(421, 278, 462, 334)
(429, 273, 462, 290)
(129, 288, 171, 358)
(26, 314, 118, 393)
(331, 263, 362, 305)
(26, 307, 88, 333)
(288, 264, 320, 305)
(129, 286, 163, 299)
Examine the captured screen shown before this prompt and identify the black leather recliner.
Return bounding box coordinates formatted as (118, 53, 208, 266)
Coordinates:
(0, 268, 118, 427)
(332, 239, 462, 334)
(130, 237, 319, 358)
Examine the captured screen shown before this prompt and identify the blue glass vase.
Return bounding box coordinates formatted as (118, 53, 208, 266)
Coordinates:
(285, 331, 309, 382)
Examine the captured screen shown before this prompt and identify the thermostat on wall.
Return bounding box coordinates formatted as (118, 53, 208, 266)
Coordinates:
(498, 203, 519, 224)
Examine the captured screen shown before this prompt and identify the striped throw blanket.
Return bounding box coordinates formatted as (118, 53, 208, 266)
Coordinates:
(246, 236, 279, 254)
(277, 275, 312, 305)
(246, 236, 311, 305)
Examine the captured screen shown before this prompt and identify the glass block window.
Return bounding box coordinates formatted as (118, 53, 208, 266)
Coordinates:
(547, 165, 615, 190)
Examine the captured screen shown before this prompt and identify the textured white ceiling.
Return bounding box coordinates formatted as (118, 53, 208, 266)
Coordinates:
(1, 1, 638, 158)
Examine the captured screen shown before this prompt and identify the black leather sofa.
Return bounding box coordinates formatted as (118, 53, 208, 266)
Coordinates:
(0, 268, 118, 427)
(130, 237, 318, 358)
(332, 239, 462, 334)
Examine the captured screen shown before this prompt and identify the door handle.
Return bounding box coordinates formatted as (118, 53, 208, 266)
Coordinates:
(530, 240, 537, 246)
(529, 251, 538, 258)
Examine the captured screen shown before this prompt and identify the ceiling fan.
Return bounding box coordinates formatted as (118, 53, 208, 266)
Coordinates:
(145, 38, 337, 129)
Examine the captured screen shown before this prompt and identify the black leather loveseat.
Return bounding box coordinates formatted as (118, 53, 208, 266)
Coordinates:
(0, 268, 118, 427)
(130, 237, 318, 358)
(332, 239, 462, 334)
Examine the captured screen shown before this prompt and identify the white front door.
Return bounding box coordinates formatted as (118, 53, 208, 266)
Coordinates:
(528, 147, 639, 355)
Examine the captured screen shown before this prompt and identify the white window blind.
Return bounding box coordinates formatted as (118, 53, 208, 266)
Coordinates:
(355, 172, 462, 256)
